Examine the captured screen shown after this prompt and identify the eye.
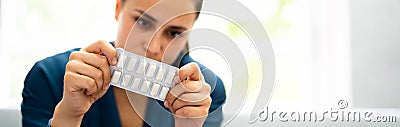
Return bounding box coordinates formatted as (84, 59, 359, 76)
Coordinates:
(168, 31, 182, 38)
(136, 17, 152, 29)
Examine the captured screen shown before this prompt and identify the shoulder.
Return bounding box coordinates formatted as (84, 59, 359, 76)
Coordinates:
(36, 48, 80, 69)
(33, 48, 80, 84)
(22, 48, 81, 126)
(24, 48, 80, 101)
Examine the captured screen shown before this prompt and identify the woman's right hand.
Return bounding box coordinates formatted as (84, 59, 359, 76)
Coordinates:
(51, 40, 117, 127)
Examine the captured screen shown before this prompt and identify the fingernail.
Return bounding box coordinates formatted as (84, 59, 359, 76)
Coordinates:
(103, 84, 110, 90)
(112, 58, 117, 65)
(173, 76, 180, 84)
(164, 101, 169, 108)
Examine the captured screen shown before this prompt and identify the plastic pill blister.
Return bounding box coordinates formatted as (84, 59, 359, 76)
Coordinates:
(110, 48, 178, 101)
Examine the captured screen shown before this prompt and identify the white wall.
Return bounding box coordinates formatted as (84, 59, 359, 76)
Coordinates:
(351, 0, 400, 108)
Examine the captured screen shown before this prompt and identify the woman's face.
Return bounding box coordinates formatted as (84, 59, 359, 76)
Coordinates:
(115, 0, 197, 64)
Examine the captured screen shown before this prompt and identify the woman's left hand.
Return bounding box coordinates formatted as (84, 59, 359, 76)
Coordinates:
(164, 62, 212, 127)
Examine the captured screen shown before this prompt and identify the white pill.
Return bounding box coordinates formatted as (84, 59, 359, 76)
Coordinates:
(146, 63, 157, 78)
(164, 70, 176, 85)
(126, 58, 138, 72)
(121, 74, 131, 87)
(140, 80, 151, 93)
(158, 86, 169, 100)
(136, 61, 147, 76)
(131, 77, 141, 90)
(110, 48, 180, 101)
(150, 83, 160, 96)
(156, 68, 166, 81)
(111, 70, 122, 84)
(116, 55, 125, 68)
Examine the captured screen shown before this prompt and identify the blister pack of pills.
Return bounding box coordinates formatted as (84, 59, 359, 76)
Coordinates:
(110, 48, 178, 101)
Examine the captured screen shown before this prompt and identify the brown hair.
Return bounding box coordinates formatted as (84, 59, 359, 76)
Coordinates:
(121, 0, 203, 19)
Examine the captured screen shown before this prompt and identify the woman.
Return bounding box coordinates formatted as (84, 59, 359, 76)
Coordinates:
(21, 0, 226, 126)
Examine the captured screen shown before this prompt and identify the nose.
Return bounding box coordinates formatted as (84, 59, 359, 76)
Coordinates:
(145, 33, 163, 57)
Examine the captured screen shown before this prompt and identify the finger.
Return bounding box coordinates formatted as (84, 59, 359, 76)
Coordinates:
(69, 51, 111, 90)
(170, 95, 211, 113)
(180, 80, 203, 93)
(165, 82, 190, 108)
(165, 80, 207, 107)
(81, 40, 117, 65)
(172, 80, 201, 94)
(66, 60, 103, 92)
(169, 81, 202, 100)
(175, 92, 210, 103)
(165, 92, 178, 109)
(64, 72, 98, 95)
(90, 84, 110, 101)
(174, 105, 209, 118)
(178, 62, 201, 81)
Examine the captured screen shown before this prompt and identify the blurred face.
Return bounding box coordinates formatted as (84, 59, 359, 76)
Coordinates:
(115, 0, 197, 64)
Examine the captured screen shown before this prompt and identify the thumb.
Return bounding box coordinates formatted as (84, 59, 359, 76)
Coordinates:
(81, 40, 117, 65)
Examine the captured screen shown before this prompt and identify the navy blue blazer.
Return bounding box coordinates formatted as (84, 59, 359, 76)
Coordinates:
(21, 47, 226, 127)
